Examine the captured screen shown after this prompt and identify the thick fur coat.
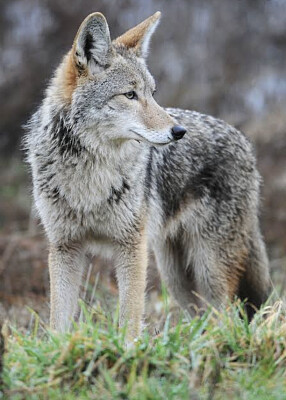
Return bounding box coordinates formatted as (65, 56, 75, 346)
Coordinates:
(25, 12, 271, 343)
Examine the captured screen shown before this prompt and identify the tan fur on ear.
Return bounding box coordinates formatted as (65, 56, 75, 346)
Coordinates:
(115, 11, 161, 57)
(62, 51, 79, 101)
(53, 50, 84, 104)
(50, 51, 78, 103)
(53, 13, 110, 103)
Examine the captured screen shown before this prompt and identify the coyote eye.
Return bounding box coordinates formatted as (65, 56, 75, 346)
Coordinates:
(152, 89, 157, 96)
(124, 91, 138, 100)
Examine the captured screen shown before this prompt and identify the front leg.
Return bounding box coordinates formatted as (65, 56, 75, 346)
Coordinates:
(49, 243, 86, 332)
(115, 229, 148, 343)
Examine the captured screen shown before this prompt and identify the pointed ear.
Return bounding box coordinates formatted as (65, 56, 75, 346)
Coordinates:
(114, 12, 161, 59)
(72, 12, 113, 75)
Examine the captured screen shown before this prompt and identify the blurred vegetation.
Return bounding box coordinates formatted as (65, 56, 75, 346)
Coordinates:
(1, 0, 286, 154)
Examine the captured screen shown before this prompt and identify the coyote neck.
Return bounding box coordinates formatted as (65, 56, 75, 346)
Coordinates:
(89, 141, 148, 196)
(46, 136, 149, 212)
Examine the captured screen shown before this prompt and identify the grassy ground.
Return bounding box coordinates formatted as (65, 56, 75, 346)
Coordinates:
(1, 293, 286, 400)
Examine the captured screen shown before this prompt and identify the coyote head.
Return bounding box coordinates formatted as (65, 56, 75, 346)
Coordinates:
(52, 12, 186, 147)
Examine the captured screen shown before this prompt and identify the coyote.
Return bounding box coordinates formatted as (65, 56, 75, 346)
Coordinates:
(25, 12, 270, 343)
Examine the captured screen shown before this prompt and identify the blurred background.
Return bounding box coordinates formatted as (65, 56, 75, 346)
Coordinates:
(0, 0, 285, 328)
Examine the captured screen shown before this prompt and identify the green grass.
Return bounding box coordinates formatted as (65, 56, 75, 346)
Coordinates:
(1, 300, 286, 400)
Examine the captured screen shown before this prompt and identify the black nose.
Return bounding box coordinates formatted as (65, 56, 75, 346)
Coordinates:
(171, 125, 186, 141)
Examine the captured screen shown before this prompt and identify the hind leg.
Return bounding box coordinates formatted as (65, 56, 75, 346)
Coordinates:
(154, 236, 230, 315)
(239, 231, 271, 320)
(154, 237, 200, 315)
(154, 236, 232, 315)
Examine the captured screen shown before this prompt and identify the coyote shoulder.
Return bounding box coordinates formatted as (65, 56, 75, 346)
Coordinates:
(25, 11, 270, 343)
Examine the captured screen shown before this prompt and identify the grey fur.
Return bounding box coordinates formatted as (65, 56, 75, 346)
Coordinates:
(24, 12, 270, 342)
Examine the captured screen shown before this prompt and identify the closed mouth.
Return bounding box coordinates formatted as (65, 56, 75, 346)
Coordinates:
(129, 129, 172, 145)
